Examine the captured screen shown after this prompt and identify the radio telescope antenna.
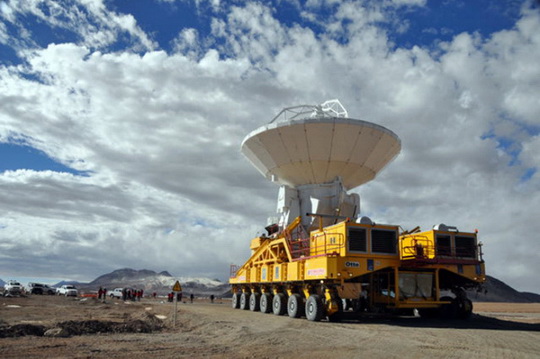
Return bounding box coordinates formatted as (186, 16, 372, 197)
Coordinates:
(242, 99, 401, 230)
(270, 99, 348, 123)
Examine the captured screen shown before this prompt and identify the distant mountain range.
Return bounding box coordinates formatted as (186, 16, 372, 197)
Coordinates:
(61, 268, 230, 296)
(1, 270, 538, 301)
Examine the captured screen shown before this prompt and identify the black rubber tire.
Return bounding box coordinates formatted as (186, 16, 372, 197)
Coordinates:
(272, 293, 287, 316)
(439, 296, 458, 319)
(232, 293, 241, 309)
(305, 294, 324, 321)
(249, 293, 261, 312)
(287, 293, 304, 318)
(260, 293, 272, 313)
(240, 292, 250, 310)
(456, 298, 473, 319)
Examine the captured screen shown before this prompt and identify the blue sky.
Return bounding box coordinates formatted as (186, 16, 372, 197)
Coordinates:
(0, 0, 539, 292)
(0, 0, 531, 172)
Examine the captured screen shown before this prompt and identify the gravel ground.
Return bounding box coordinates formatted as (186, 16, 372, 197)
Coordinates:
(1, 295, 539, 358)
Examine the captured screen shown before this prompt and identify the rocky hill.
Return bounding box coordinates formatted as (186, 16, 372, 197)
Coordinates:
(467, 275, 540, 303)
(73, 268, 229, 297)
(54, 280, 84, 287)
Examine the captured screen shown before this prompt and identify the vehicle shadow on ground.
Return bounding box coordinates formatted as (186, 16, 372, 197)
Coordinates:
(338, 314, 540, 332)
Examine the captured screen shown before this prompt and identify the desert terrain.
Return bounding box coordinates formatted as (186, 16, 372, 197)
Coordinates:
(1, 295, 539, 358)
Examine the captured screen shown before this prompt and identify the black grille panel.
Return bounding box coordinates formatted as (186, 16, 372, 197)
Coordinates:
(455, 236, 476, 258)
(371, 230, 397, 254)
(436, 235, 452, 256)
(348, 228, 367, 252)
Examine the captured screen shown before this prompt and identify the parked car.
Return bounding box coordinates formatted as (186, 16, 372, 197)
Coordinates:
(3, 280, 24, 296)
(27, 282, 55, 295)
(56, 285, 78, 297)
(42, 284, 56, 295)
(109, 288, 123, 299)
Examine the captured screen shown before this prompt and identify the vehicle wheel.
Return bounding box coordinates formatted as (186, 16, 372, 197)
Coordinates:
(327, 297, 344, 322)
(240, 292, 250, 310)
(272, 293, 287, 316)
(232, 293, 241, 309)
(439, 296, 458, 319)
(287, 293, 304, 318)
(260, 293, 272, 313)
(456, 298, 473, 319)
(305, 294, 324, 321)
(249, 293, 261, 311)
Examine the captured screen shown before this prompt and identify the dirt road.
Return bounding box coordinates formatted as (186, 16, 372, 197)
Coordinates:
(1, 296, 539, 358)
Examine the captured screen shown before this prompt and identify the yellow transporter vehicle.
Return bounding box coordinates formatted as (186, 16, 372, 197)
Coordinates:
(399, 224, 486, 318)
(231, 100, 486, 321)
(230, 216, 485, 321)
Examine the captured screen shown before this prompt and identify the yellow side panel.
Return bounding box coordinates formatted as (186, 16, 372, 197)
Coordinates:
(250, 237, 263, 251)
(334, 257, 400, 279)
(304, 257, 338, 280)
(250, 267, 259, 283)
(230, 268, 248, 284)
(310, 223, 347, 257)
(287, 262, 299, 281)
(400, 231, 436, 259)
(462, 263, 485, 282)
(446, 263, 486, 283)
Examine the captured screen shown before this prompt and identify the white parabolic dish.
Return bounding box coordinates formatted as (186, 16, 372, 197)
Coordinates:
(241, 117, 401, 190)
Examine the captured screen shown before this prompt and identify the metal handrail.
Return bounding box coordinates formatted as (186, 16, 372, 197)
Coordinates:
(402, 245, 480, 258)
(401, 235, 431, 259)
(288, 232, 345, 261)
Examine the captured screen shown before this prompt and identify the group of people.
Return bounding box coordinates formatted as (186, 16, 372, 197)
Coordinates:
(166, 293, 216, 303)
(97, 287, 107, 299)
(167, 292, 202, 303)
(97, 286, 217, 304)
(122, 288, 144, 301)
